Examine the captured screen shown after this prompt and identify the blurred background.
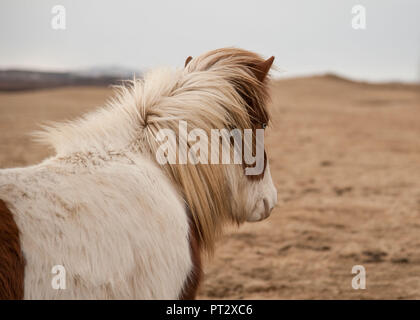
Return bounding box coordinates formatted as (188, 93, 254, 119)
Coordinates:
(1, 0, 420, 299)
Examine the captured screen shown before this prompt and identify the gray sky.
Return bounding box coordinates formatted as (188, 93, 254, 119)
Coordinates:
(1, 0, 419, 82)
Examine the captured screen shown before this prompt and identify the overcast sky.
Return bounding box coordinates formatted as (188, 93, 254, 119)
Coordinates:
(1, 0, 419, 82)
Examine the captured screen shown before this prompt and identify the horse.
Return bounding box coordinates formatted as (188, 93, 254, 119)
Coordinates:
(0, 48, 278, 299)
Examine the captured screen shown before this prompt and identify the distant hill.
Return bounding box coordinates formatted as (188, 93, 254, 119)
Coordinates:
(0, 67, 142, 91)
(2, 70, 417, 92)
(73, 66, 141, 79)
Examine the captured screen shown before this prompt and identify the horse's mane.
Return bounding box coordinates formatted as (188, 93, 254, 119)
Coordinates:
(35, 48, 272, 253)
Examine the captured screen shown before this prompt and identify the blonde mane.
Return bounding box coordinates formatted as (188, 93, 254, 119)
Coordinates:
(35, 48, 272, 253)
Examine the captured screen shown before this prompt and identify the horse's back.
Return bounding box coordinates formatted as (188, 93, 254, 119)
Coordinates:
(0, 156, 192, 299)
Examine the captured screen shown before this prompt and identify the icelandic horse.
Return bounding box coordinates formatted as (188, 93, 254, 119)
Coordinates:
(0, 48, 277, 299)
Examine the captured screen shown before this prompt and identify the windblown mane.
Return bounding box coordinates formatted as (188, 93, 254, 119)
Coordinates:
(35, 48, 272, 253)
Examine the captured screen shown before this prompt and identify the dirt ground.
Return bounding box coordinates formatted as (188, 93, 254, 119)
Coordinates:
(0, 75, 419, 299)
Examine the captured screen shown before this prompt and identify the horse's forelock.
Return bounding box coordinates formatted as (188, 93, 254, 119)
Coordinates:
(186, 47, 272, 129)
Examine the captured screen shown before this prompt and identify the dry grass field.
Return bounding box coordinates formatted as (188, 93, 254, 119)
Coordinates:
(0, 76, 419, 299)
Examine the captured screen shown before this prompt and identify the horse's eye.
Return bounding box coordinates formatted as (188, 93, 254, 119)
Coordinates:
(262, 123, 267, 129)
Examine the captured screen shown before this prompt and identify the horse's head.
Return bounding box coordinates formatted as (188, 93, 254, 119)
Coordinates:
(184, 48, 278, 224)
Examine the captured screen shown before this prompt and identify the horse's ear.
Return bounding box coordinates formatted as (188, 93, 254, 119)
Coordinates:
(253, 56, 275, 82)
(185, 56, 193, 67)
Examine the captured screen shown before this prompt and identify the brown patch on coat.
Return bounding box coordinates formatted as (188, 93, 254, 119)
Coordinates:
(179, 208, 202, 300)
(0, 199, 25, 299)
